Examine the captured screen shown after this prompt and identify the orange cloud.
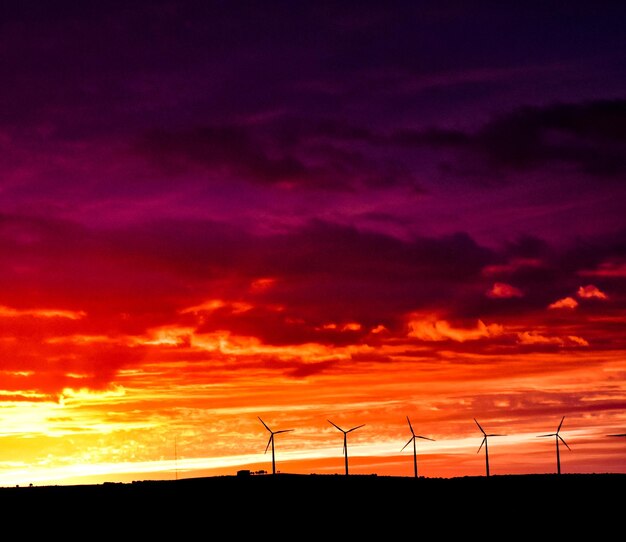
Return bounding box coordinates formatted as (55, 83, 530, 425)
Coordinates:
(577, 285, 608, 300)
(250, 277, 276, 291)
(408, 316, 503, 342)
(318, 322, 362, 332)
(180, 299, 253, 314)
(0, 305, 86, 320)
(517, 331, 588, 346)
(567, 335, 590, 346)
(487, 282, 523, 298)
(548, 297, 578, 310)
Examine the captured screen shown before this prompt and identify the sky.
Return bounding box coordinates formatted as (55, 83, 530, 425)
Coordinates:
(1, 1, 626, 485)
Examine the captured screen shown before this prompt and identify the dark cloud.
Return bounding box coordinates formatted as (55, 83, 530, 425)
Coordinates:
(135, 98, 626, 197)
(136, 124, 421, 191)
(287, 361, 338, 378)
(473, 100, 626, 178)
(138, 126, 314, 187)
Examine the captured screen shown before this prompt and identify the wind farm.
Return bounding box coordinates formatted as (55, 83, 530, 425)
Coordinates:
(1, 412, 625, 517)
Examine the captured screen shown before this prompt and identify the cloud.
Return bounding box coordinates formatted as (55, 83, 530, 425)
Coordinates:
(579, 260, 626, 278)
(577, 285, 608, 299)
(380, 100, 626, 184)
(486, 282, 523, 298)
(408, 315, 503, 342)
(548, 297, 578, 310)
(137, 124, 419, 191)
(0, 305, 86, 320)
(517, 331, 588, 347)
(470, 99, 626, 179)
(482, 258, 543, 276)
(138, 126, 315, 187)
(567, 335, 590, 347)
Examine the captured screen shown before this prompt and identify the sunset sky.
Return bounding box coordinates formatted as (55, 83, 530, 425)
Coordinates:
(1, 1, 626, 485)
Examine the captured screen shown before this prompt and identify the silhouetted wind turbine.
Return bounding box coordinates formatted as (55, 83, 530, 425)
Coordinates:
(401, 416, 434, 478)
(538, 416, 571, 475)
(474, 419, 504, 477)
(608, 433, 626, 438)
(258, 417, 293, 475)
(328, 420, 364, 475)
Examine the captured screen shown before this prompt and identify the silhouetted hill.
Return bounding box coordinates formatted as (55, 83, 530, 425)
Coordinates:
(2, 473, 623, 506)
(2, 473, 622, 535)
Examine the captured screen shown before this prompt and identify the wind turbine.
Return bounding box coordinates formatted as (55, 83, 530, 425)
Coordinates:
(328, 420, 364, 475)
(474, 418, 504, 477)
(258, 417, 293, 475)
(608, 433, 626, 438)
(401, 416, 434, 478)
(538, 416, 571, 475)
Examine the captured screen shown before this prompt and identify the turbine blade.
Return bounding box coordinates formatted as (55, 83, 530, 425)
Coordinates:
(264, 435, 273, 454)
(416, 436, 435, 441)
(557, 416, 565, 434)
(347, 424, 365, 433)
(328, 420, 343, 432)
(488, 434, 505, 437)
(477, 437, 486, 454)
(474, 419, 486, 435)
(608, 433, 626, 437)
(406, 416, 415, 436)
(537, 433, 556, 438)
(258, 417, 271, 432)
(559, 435, 571, 451)
(401, 437, 414, 451)
(274, 429, 294, 434)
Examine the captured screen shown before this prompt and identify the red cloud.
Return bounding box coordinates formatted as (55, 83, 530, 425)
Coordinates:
(577, 285, 608, 299)
(487, 282, 523, 298)
(548, 297, 578, 310)
(579, 260, 626, 278)
(482, 258, 542, 276)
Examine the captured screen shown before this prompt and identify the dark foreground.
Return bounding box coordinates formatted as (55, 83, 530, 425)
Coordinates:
(2, 473, 622, 533)
(2, 473, 624, 503)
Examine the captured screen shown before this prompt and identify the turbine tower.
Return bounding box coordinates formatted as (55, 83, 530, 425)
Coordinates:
(538, 416, 571, 475)
(258, 417, 293, 475)
(401, 416, 434, 478)
(328, 420, 364, 475)
(474, 418, 504, 477)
